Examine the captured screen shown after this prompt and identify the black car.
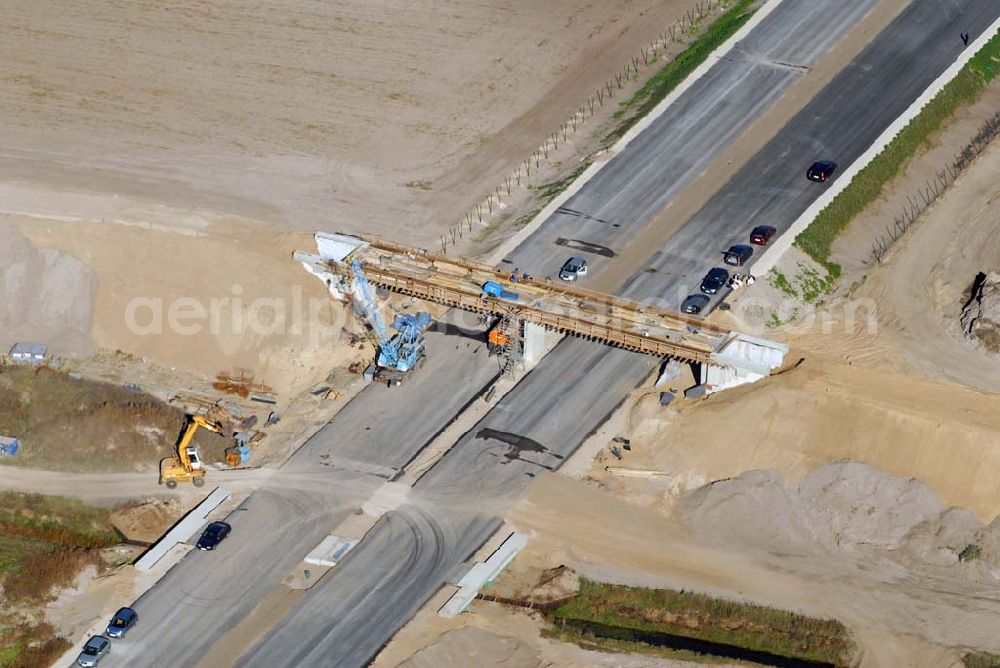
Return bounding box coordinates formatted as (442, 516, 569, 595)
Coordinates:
(680, 294, 710, 314)
(806, 160, 837, 182)
(105, 607, 138, 638)
(750, 225, 776, 245)
(699, 267, 729, 295)
(723, 244, 754, 267)
(196, 521, 231, 551)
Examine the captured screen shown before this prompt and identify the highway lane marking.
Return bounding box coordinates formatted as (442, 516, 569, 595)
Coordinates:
(555, 205, 621, 227)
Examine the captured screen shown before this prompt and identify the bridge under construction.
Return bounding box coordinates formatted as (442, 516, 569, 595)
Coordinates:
(295, 232, 787, 389)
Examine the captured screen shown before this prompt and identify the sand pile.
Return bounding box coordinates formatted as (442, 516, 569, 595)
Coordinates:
(14, 216, 356, 397)
(961, 271, 1000, 354)
(0, 218, 95, 355)
(624, 356, 1000, 521)
(110, 499, 184, 545)
(532, 565, 580, 603)
(680, 461, 1000, 568)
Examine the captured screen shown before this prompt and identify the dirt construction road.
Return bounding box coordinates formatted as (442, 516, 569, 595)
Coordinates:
(0, 465, 274, 504)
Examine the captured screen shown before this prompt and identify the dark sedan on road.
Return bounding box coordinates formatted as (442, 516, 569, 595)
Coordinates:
(105, 607, 137, 638)
(196, 521, 232, 551)
(680, 294, 710, 314)
(750, 225, 776, 245)
(723, 244, 754, 267)
(699, 267, 729, 295)
(806, 160, 837, 182)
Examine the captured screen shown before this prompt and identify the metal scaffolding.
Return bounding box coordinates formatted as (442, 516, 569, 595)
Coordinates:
(295, 235, 731, 366)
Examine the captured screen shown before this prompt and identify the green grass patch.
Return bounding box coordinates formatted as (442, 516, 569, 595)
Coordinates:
(959, 544, 983, 562)
(543, 624, 735, 665)
(0, 492, 119, 551)
(530, 162, 589, 201)
(0, 622, 70, 668)
(795, 30, 1000, 275)
(0, 644, 19, 666)
(795, 262, 835, 303)
(551, 578, 854, 666)
(607, 0, 757, 144)
(965, 651, 1000, 668)
(0, 492, 119, 604)
(769, 269, 796, 298)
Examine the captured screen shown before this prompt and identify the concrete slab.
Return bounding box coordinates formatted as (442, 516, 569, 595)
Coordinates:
(361, 481, 411, 516)
(304, 535, 359, 567)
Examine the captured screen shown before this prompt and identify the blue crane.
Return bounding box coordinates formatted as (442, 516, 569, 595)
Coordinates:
(351, 259, 431, 382)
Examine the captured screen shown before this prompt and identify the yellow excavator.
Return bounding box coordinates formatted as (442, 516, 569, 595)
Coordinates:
(159, 411, 231, 489)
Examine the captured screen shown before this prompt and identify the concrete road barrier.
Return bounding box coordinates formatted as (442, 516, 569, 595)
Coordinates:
(134, 487, 231, 572)
(439, 532, 528, 617)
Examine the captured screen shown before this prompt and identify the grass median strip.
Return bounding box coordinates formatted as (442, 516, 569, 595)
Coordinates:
(608, 0, 758, 144)
(525, 0, 758, 214)
(795, 29, 1000, 278)
(548, 578, 855, 666)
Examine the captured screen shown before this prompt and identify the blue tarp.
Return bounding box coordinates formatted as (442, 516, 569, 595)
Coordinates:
(0, 437, 19, 456)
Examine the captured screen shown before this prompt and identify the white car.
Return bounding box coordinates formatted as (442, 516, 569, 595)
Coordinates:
(558, 256, 588, 282)
(77, 636, 110, 667)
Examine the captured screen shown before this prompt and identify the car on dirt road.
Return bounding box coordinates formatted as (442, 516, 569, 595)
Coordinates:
(806, 160, 837, 182)
(723, 244, 754, 267)
(76, 636, 110, 667)
(558, 256, 588, 282)
(749, 225, 776, 245)
(105, 607, 138, 638)
(196, 521, 232, 551)
(680, 294, 710, 314)
(699, 268, 729, 295)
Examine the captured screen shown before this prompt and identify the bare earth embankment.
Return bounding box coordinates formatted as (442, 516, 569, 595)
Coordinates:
(0, 0, 703, 393)
(0, 0, 697, 245)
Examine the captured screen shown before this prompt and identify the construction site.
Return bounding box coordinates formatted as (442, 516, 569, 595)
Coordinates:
(0, 1, 999, 667)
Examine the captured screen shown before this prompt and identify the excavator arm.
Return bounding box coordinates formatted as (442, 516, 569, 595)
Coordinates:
(176, 416, 224, 471)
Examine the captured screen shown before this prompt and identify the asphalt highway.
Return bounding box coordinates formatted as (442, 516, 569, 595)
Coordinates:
(245, 0, 1000, 665)
(109, 317, 498, 667)
(110, 0, 1000, 665)
(506, 0, 880, 280)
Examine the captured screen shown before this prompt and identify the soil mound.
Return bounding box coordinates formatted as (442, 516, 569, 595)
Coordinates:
(0, 219, 95, 355)
(680, 461, 1000, 568)
(110, 499, 184, 545)
(961, 271, 1000, 353)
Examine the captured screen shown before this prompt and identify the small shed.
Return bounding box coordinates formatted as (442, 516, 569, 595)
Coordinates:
(9, 343, 47, 365)
(0, 436, 19, 457)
